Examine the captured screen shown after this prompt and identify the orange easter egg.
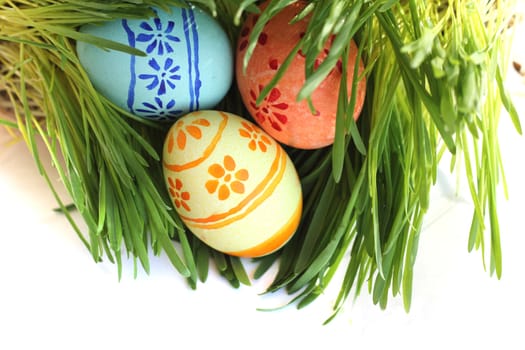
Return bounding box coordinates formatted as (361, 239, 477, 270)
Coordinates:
(162, 110, 302, 257)
(236, 1, 367, 149)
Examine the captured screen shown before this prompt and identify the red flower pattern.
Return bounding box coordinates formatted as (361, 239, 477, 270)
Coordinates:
(238, 15, 267, 52)
(269, 58, 279, 70)
(298, 32, 343, 73)
(249, 85, 289, 132)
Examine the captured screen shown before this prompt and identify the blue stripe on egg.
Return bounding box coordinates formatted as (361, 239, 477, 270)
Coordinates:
(121, 19, 137, 113)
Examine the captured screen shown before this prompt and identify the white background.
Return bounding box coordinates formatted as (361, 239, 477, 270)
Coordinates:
(1, 13, 525, 350)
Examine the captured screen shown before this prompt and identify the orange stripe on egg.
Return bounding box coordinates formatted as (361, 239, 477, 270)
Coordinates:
(163, 112, 228, 172)
(226, 197, 302, 258)
(181, 145, 285, 229)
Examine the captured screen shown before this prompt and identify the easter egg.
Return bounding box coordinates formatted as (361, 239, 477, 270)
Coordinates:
(235, 1, 367, 149)
(76, 6, 233, 121)
(162, 110, 302, 257)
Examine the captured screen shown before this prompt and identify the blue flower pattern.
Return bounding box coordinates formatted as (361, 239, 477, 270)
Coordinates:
(138, 58, 181, 95)
(136, 18, 181, 55)
(122, 8, 200, 121)
(136, 97, 183, 120)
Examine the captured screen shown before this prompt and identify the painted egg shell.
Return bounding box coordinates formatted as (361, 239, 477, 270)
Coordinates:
(236, 1, 367, 149)
(163, 110, 302, 257)
(77, 6, 233, 121)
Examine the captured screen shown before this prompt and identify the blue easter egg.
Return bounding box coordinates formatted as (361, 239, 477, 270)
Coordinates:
(76, 6, 233, 121)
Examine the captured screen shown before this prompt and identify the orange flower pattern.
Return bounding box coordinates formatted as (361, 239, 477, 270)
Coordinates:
(206, 155, 249, 201)
(238, 121, 272, 152)
(168, 118, 211, 152)
(167, 177, 191, 212)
